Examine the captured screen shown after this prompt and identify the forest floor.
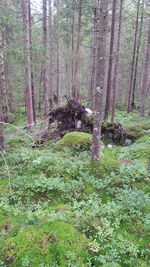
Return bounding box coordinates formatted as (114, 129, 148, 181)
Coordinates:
(0, 110, 150, 267)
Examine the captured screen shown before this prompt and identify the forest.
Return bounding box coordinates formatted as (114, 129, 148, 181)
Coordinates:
(0, 0, 150, 266)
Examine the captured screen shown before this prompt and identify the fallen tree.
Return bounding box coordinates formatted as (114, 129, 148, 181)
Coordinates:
(34, 100, 136, 146)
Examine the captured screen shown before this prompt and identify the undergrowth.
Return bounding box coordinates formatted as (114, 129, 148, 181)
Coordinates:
(0, 111, 150, 267)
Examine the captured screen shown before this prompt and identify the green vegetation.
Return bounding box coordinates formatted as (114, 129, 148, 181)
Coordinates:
(55, 132, 92, 151)
(0, 112, 150, 267)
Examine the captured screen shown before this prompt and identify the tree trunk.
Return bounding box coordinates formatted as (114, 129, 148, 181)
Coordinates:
(29, 0, 36, 123)
(131, 1, 144, 110)
(92, 0, 108, 161)
(90, 5, 97, 109)
(72, 0, 82, 101)
(0, 28, 5, 149)
(111, 0, 124, 123)
(56, 0, 61, 105)
(71, 7, 75, 99)
(22, 0, 34, 129)
(139, 18, 150, 116)
(42, 0, 48, 114)
(104, 0, 117, 121)
(127, 0, 140, 113)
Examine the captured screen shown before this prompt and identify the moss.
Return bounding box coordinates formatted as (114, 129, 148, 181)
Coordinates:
(91, 156, 119, 179)
(1, 222, 89, 267)
(55, 132, 92, 151)
(0, 180, 9, 197)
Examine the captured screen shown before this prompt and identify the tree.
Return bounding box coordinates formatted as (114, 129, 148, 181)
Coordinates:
(56, 0, 61, 105)
(0, 27, 5, 149)
(92, 0, 108, 161)
(140, 17, 150, 116)
(22, 0, 34, 129)
(72, 0, 82, 101)
(104, 0, 117, 121)
(127, 0, 140, 113)
(111, 0, 124, 123)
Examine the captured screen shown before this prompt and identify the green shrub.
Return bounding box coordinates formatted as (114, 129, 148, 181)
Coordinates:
(91, 157, 119, 179)
(54, 132, 92, 151)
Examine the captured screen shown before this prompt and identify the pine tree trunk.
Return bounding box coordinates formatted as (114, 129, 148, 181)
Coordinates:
(140, 18, 150, 116)
(104, 0, 117, 121)
(56, 0, 61, 105)
(131, 1, 144, 109)
(72, 0, 82, 101)
(29, 0, 36, 123)
(0, 29, 5, 149)
(92, 0, 108, 161)
(127, 0, 140, 113)
(111, 0, 124, 123)
(90, 5, 97, 109)
(42, 0, 47, 114)
(22, 0, 34, 129)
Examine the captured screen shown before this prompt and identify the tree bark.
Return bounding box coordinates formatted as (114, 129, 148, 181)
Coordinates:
(90, 5, 97, 109)
(0, 28, 5, 149)
(111, 0, 124, 123)
(72, 0, 82, 101)
(104, 0, 117, 121)
(127, 0, 140, 113)
(139, 17, 150, 116)
(131, 1, 144, 110)
(92, 0, 108, 161)
(29, 0, 36, 123)
(56, 0, 61, 105)
(22, 0, 34, 129)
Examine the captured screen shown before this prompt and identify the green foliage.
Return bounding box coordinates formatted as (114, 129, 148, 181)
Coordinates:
(54, 132, 92, 151)
(0, 222, 89, 267)
(0, 111, 150, 266)
(91, 157, 119, 179)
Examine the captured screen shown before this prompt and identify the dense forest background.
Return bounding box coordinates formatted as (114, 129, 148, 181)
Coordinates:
(0, 0, 150, 126)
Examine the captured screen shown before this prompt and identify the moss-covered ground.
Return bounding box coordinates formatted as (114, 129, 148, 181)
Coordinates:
(0, 111, 150, 267)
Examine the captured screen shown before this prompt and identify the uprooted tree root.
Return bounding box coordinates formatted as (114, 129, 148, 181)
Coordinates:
(34, 100, 136, 147)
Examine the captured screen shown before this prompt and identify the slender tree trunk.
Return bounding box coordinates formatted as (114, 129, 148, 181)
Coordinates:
(0, 28, 5, 149)
(72, 0, 82, 101)
(104, 0, 117, 121)
(22, 0, 34, 129)
(71, 7, 75, 98)
(56, 0, 61, 104)
(90, 5, 97, 109)
(29, 0, 36, 123)
(131, 1, 144, 109)
(111, 0, 124, 123)
(42, 0, 48, 114)
(139, 18, 150, 116)
(127, 0, 140, 113)
(92, 0, 108, 161)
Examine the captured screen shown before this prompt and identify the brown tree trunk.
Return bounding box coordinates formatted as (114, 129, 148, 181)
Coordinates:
(92, 0, 108, 161)
(139, 18, 150, 116)
(22, 0, 34, 129)
(90, 5, 97, 109)
(104, 0, 117, 121)
(42, 0, 47, 114)
(131, 1, 144, 110)
(72, 0, 82, 101)
(29, 0, 36, 123)
(111, 0, 124, 123)
(0, 28, 5, 149)
(56, 0, 61, 105)
(127, 0, 140, 113)
(71, 7, 75, 98)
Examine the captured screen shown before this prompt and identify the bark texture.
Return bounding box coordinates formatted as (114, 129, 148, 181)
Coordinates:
(92, 0, 108, 161)
(111, 0, 124, 122)
(22, 0, 34, 129)
(104, 0, 117, 121)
